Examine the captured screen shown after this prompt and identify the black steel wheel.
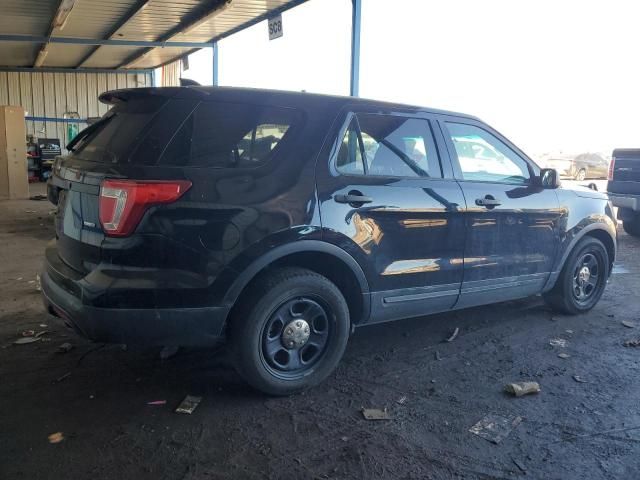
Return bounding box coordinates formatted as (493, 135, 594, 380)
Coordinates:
(544, 236, 609, 314)
(231, 267, 350, 396)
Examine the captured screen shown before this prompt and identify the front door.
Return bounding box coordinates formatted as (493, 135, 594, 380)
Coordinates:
(316, 110, 466, 323)
(439, 118, 563, 308)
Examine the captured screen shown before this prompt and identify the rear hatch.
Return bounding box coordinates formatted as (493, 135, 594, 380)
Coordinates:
(48, 89, 199, 275)
(608, 148, 640, 195)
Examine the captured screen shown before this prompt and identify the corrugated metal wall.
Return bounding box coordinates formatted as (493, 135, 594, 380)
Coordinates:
(0, 70, 153, 151)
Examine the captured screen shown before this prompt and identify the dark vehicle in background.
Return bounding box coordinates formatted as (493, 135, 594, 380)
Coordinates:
(545, 152, 610, 180)
(608, 148, 640, 237)
(42, 87, 617, 395)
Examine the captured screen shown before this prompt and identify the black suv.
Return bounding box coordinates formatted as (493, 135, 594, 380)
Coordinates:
(43, 87, 617, 395)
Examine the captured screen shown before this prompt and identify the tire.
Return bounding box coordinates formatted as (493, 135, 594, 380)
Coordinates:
(622, 215, 640, 237)
(575, 169, 587, 181)
(230, 267, 350, 396)
(544, 237, 609, 315)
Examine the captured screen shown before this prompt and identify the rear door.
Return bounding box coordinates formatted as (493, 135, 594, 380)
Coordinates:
(316, 109, 466, 324)
(439, 117, 563, 308)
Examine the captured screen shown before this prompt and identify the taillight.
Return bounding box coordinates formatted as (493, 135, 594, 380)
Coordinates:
(99, 179, 192, 237)
(608, 157, 616, 181)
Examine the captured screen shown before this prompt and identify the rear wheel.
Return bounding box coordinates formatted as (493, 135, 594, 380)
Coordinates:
(544, 237, 609, 314)
(575, 168, 587, 181)
(231, 267, 350, 396)
(622, 215, 640, 237)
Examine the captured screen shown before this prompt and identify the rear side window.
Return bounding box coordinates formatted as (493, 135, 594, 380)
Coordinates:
(335, 114, 442, 178)
(159, 102, 300, 168)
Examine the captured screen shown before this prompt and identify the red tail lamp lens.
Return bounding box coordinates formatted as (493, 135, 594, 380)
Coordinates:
(99, 179, 192, 237)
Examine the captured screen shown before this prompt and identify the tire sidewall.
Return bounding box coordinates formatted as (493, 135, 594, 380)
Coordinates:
(235, 273, 350, 395)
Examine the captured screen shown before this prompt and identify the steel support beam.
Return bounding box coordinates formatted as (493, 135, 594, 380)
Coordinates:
(0, 34, 214, 49)
(0, 66, 151, 74)
(75, 0, 152, 68)
(350, 0, 361, 97)
(34, 0, 78, 67)
(212, 42, 219, 86)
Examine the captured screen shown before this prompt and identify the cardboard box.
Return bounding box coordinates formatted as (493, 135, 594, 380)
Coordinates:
(0, 106, 29, 199)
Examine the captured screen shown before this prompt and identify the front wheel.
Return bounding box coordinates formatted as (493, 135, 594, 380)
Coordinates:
(544, 237, 609, 314)
(575, 168, 587, 181)
(231, 267, 350, 396)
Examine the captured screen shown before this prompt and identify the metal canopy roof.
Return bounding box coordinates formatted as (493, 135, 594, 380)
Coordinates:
(0, 0, 307, 71)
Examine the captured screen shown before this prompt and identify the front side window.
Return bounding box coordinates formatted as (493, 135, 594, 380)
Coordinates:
(445, 122, 530, 184)
(159, 102, 300, 167)
(335, 114, 442, 178)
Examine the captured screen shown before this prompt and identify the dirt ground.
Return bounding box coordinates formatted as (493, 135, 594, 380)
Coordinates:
(1, 182, 639, 480)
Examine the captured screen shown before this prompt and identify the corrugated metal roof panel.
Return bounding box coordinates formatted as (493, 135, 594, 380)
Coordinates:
(42, 44, 95, 68)
(0, 0, 58, 35)
(0, 43, 41, 68)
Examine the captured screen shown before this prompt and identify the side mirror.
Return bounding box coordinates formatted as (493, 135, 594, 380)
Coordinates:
(539, 168, 561, 189)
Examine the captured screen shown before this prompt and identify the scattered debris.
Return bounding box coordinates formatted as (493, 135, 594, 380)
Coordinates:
(21, 330, 35, 337)
(573, 375, 588, 383)
(48, 432, 64, 444)
(558, 353, 571, 359)
(623, 339, 640, 347)
(362, 408, 392, 421)
(469, 414, 523, 444)
(54, 372, 71, 383)
(35, 274, 41, 292)
(159, 345, 179, 360)
(504, 381, 541, 397)
(30, 194, 47, 201)
(25, 209, 36, 213)
(35, 330, 48, 338)
(549, 338, 568, 348)
(57, 343, 74, 353)
(396, 395, 407, 405)
(622, 320, 636, 329)
(565, 329, 574, 334)
(39, 324, 48, 328)
(445, 327, 460, 343)
(175, 395, 202, 414)
(147, 400, 167, 406)
(340, 436, 349, 442)
(434, 350, 441, 361)
(512, 458, 527, 473)
(13, 336, 41, 345)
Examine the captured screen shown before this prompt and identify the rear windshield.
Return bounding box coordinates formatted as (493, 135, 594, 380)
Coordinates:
(158, 101, 302, 168)
(70, 96, 168, 164)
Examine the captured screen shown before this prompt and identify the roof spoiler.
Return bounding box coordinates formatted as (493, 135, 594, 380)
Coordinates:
(98, 86, 207, 105)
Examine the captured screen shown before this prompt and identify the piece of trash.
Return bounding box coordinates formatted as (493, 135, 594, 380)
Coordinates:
(35, 274, 41, 292)
(28, 280, 35, 284)
(14, 336, 41, 345)
(39, 324, 48, 328)
(25, 209, 36, 213)
(362, 408, 392, 421)
(54, 372, 71, 383)
(175, 395, 202, 414)
(549, 338, 567, 348)
(159, 345, 179, 360)
(48, 432, 64, 444)
(623, 339, 640, 347)
(622, 321, 636, 329)
(340, 436, 349, 442)
(565, 329, 574, 334)
(573, 375, 588, 383)
(558, 353, 571, 359)
(147, 400, 167, 406)
(35, 330, 48, 338)
(445, 327, 459, 343)
(16, 277, 23, 281)
(396, 395, 407, 405)
(434, 350, 441, 361)
(22, 330, 35, 337)
(469, 414, 522, 444)
(57, 343, 74, 353)
(504, 381, 540, 397)
(30, 194, 47, 201)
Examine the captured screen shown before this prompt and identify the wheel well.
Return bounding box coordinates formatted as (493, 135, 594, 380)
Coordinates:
(585, 229, 615, 268)
(229, 251, 366, 326)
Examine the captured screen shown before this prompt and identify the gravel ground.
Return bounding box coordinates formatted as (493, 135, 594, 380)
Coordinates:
(1, 183, 639, 480)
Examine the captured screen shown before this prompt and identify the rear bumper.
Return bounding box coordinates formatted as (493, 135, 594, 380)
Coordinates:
(41, 250, 229, 347)
(609, 193, 640, 212)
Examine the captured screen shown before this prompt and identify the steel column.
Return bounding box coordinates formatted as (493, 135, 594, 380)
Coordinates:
(212, 43, 219, 86)
(350, 0, 362, 97)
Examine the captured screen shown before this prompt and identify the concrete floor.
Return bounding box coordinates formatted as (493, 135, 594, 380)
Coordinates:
(1, 182, 639, 479)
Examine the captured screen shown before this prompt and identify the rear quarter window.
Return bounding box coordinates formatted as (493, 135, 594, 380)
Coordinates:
(159, 101, 302, 168)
